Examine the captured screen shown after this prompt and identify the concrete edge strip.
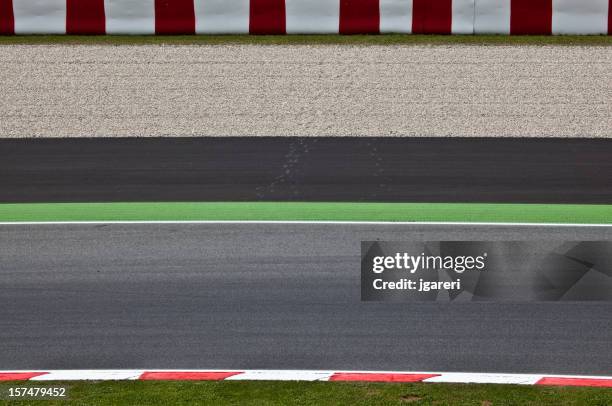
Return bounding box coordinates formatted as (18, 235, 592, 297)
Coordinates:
(1, 221, 611, 227)
(1, 370, 612, 387)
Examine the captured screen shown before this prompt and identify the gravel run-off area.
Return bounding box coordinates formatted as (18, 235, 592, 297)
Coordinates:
(0, 44, 610, 138)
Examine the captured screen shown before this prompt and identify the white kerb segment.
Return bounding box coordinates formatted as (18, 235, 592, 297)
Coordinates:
(31, 370, 144, 381)
(12, 0, 66, 34)
(195, 0, 250, 34)
(452, 0, 475, 34)
(424, 373, 543, 385)
(285, 0, 339, 33)
(474, 0, 510, 34)
(225, 370, 335, 381)
(379, 0, 412, 33)
(552, 0, 609, 34)
(105, 0, 155, 34)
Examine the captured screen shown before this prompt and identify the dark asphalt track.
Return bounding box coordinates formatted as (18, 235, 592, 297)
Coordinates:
(2, 137, 612, 204)
(1, 223, 612, 375)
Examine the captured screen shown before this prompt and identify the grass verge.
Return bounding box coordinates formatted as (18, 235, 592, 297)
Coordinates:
(1, 381, 611, 405)
(0, 34, 611, 46)
(0, 202, 611, 224)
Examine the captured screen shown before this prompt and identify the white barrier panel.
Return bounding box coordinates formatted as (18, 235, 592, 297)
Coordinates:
(13, 0, 65, 34)
(380, 0, 412, 33)
(552, 0, 609, 34)
(286, 0, 339, 33)
(452, 0, 475, 34)
(474, 0, 510, 34)
(105, 0, 155, 34)
(195, 0, 250, 34)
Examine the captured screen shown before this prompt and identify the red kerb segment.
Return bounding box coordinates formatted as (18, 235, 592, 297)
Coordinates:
(339, 0, 380, 34)
(0, 0, 15, 35)
(412, 0, 452, 34)
(140, 371, 243, 381)
(155, 0, 196, 34)
(537, 377, 612, 387)
(0, 372, 48, 381)
(330, 373, 439, 382)
(511, 0, 552, 35)
(67, 0, 106, 34)
(250, 0, 286, 34)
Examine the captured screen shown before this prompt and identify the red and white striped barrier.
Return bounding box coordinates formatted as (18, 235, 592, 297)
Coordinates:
(2, 370, 612, 387)
(0, 0, 610, 35)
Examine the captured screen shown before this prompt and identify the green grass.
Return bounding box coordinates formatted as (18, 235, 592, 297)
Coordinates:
(0, 202, 611, 224)
(0, 34, 611, 46)
(1, 381, 611, 405)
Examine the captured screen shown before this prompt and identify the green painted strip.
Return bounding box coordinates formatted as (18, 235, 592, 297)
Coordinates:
(0, 202, 611, 224)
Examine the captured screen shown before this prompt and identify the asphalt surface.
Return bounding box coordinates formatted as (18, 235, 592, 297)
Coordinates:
(1, 45, 610, 138)
(1, 223, 612, 374)
(2, 137, 612, 204)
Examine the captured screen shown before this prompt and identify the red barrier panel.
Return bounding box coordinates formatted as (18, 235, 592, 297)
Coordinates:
(250, 0, 285, 34)
(413, 0, 452, 34)
(155, 0, 195, 34)
(0, 0, 14, 35)
(339, 0, 379, 34)
(67, 0, 105, 34)
(511, 0, 552, 35)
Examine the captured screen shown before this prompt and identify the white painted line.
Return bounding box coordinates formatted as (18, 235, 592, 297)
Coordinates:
(530, 373, 612, 379)
(0, 221, 610, 227)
